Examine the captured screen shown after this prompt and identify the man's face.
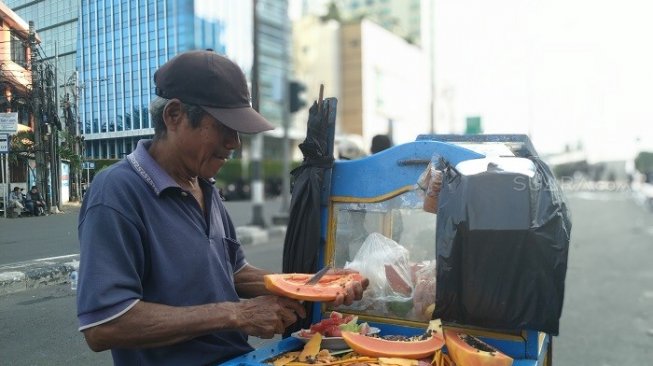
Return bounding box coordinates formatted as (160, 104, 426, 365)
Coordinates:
(176, 112, 241, 179)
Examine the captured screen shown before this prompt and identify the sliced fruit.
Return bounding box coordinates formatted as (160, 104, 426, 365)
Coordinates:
(264, 272, 364, 302)
(298, 332, 322, 362)
(341, 331, 445, 359)
(444, 329, 513, 366)
(384, 263, 413, 296)
(379, 357, 419, 366)
(423, 303, 435, 320)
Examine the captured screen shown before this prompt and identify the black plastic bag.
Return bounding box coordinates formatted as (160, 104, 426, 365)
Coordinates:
(433, 157, 571, 335)
(282, 100, 335, 334)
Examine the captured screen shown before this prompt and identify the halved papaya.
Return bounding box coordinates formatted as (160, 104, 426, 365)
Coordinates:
(444, 329, 513, 366)
(264, 272, 364, 301)
(341, 331, 445, 359)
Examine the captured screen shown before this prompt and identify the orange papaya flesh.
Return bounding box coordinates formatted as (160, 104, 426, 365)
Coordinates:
(341, 331, 445, 359)
(443, 329, 513, 366)
(264, 272, 364, 302)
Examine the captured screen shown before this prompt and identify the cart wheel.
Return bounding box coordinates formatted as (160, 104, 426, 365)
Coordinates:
(544, 336, 553, 366)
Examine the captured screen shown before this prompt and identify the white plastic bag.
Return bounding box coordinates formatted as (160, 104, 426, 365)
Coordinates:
(345, 232, 413, 301)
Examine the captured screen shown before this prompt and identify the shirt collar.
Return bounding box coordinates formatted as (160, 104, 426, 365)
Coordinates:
(126, 139, 182, 196)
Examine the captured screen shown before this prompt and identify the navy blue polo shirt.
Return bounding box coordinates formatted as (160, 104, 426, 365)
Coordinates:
(77, 139, 253, 365)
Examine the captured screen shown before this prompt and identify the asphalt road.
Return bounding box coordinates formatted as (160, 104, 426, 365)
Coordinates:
(1, 191, 652, 365)
(0, 198, 284, 265)
(0, 236, 286, 366)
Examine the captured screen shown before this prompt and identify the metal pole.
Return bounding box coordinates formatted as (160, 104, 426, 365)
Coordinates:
(280, 3, 291, 215)
(2, 152, 7, 218)
(250, 0, 266, 227)
(29, 21, 48, 214)
(53, 42, 61, 211)
(75, 71, 82, 201)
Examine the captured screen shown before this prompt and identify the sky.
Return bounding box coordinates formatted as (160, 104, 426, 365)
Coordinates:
(290, 0, 653, 162)
(434, 0, 653, 162)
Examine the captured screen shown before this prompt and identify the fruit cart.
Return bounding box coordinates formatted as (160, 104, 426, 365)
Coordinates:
(223, 102, 568, 365)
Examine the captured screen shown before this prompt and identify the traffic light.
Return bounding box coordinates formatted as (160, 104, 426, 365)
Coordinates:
(289, 80, 306, 113)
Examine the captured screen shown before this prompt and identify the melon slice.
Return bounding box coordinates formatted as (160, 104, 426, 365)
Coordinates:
(444, 329, 513, 366)
(341, 331, 444, 359)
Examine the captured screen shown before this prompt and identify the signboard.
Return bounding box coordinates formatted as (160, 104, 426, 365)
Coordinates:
(82, 161, 95, 169)
(0, 113, 18, 134)
(465, 116, 483, 135)
(0, 134, 8, 153)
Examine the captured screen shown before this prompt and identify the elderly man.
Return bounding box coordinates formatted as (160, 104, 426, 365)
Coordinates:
(76, 50, 367, 365)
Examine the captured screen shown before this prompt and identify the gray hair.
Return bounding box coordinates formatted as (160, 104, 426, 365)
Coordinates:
(149, 96, 206, 138)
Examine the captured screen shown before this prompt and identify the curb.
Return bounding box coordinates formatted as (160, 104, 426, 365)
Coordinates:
(0, 255, 79, 296)
(0, 225, 286, 297)
(236, 225, 286, 246)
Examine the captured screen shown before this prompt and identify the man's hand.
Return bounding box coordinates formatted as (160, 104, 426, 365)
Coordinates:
(235, 296, 306, 339)
(324, 268, 369, 307)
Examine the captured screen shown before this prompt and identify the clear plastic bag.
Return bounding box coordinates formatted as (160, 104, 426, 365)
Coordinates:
(412, 261, 436, 321)
(418, 155, 443, 213)
(344, 233, 414, 314)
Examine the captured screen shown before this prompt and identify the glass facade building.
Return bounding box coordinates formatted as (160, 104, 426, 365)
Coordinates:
(78, 0, 229, 159)
(10, 0, 290, 161)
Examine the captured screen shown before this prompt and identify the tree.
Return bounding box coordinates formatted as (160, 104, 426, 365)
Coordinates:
(321, 1, 341, 22)
(58, 130, 83, 172)
(635, 152, 653, 174)
(9, 130, 35, 165)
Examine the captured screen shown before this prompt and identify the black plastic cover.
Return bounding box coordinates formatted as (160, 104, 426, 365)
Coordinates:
(282, 100, 335, 335)
(433, 157, 571, 335)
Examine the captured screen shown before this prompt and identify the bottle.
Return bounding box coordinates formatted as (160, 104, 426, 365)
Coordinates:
(70, 270, 78, 291)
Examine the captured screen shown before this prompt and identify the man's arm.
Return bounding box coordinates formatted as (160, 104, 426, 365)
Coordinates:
(83, 300, 238, 351)
(234, 263, 272, 298)
(83, 295, 306, 352)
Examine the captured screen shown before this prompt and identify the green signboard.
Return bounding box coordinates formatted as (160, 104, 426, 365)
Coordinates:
(465, 116, 483, 134)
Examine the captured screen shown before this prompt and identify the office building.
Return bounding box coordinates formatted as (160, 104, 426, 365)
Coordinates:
(75, 0, 290, 160)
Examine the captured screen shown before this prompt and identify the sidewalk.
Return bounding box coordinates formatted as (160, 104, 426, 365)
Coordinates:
(0, 200, 287, 296)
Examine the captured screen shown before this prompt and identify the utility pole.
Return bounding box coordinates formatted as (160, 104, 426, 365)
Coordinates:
(29, 21, 49, 214)
(250, 0, 266, 227)
(273, 3, 291, 226)
(281, 2, 291, 214)
(52, 42, 61, 212)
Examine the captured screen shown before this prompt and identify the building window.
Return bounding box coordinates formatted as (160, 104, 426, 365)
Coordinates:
(10, 34, 28, 67)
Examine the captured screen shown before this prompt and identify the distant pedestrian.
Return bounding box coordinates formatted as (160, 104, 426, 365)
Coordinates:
(370, 134, 392, 154)
(9, 187, 25, 216)
(27, 186, 46, 216)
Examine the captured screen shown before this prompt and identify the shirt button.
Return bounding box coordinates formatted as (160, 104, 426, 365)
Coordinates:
(181, 192, 188, 197)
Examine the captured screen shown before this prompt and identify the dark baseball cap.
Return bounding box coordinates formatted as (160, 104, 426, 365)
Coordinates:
(154, 50, 274, 134)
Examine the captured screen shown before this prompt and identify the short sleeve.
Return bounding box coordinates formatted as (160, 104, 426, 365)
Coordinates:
(77, 203, 145, 330)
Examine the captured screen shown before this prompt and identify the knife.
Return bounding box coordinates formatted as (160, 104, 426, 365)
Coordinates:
(304, 265, 332, 285)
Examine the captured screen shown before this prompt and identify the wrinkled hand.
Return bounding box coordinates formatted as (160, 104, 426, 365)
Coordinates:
(325, 268, 369, 307)
(236, 296, 306, 339)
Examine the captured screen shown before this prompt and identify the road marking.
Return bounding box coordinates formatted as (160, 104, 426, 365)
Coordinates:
(33, 254, 78, 262)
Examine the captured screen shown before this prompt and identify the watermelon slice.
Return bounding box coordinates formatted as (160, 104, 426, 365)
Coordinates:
(385, 263, 413, 296)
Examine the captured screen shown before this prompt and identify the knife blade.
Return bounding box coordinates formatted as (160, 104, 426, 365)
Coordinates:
(304, 265, 332, 285)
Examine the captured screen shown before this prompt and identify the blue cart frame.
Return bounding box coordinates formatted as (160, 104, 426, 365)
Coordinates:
(224, 134, 553, 365)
